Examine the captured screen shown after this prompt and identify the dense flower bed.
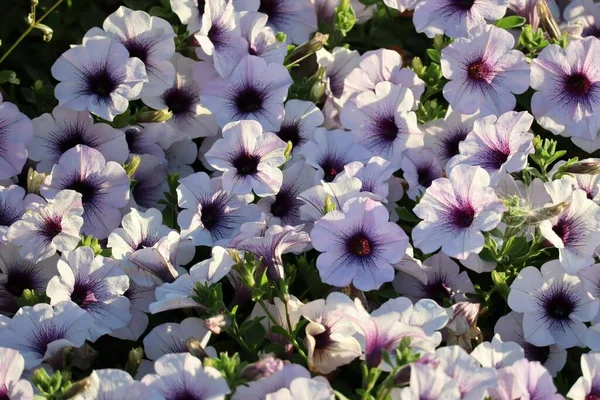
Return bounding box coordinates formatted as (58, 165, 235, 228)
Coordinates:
(1, 0, 600, 398)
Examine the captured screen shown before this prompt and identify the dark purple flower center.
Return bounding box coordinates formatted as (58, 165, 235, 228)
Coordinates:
(348, 233, 372, 256)
(441, 127, 469, 160)
(277, 123, 302, 148)
(52, 122, 96, 156)
(313, 326, 335, 353)
(197, 0, 206, 12)
(67, 179, 98, 204)
(480, 144, 511, 170)
(467, 59, 492, 82)
(448, 202, 476, 228)
(136, 235, 159, 250)
(270, 190, 292, 218)
(71, 281, 98, 308)
(40, 216, 63, 243)
(232, 151, 260, 176)
(423, 277, 453, 306)
(536, 282, 580, 331)
(522, 343, 550, 364)
(4, 265, 37, 297)
(125, 128, 143, 154)
(566, 72, 593, 98)
(83, 64, 122, 100)
(123, 38, 153, 65)
(200, 201, 224, 231)
(162, 86, 198, 117)
(28, 324, 68, 356)
(587, 388, 600, 400)
(0, 389, 9, 400)
(208, 25, 226, 50)
(417, 165, 437, 188)
(0, 199, 21, 227)
(374, 116, 398, 143)
(319, 156, 345, 182)
(170, 392, 202, 400)
(234, 86, 264, 114)
(451, 0, 476, 10)
(258, 0, 281, 22)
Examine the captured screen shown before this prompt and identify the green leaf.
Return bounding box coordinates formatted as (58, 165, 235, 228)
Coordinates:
(270, 324, 289, 337)
(396, 207, 420, 223)
(0, 70, 20, 85)
(495, 16, 526, 30)
(243, 320, 266, 348)
(503, 236, 529, 259)
(479, 247, 497, 263)
(426, 48, 440, 64)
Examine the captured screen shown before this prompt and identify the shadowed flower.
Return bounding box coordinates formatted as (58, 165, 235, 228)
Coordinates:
(240, 11, 287, 65)
(568, 353, 600, 400)
(143, 317, 215, 360)
(401, 148, 444, 200)
(0, 185, 41, 244)
(0, 347, 34, 399)
(274, 100, 324, 157)
(0, 94, 33, 180)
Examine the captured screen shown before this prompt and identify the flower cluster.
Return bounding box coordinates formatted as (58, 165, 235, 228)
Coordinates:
(2, 0, 600, 398)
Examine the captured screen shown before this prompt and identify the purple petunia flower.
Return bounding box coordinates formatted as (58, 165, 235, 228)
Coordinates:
(143, 317, 215, 361)
(176, 171, 261, 245)
(240, 11, 287, 65)
(30, 107, 128, 173)
(110, 281, 155, 341)
(0, 347, 34, 399)
(51, 36, 147, 121)
(46, 246, 131, 341)
(0, 94, 32, 180)
(384, 0, 422, 12)
(413, 0, 508, 38)
(234, 0, 318, 44)
(531, 36, 600, 141)
(401, 148, 444, 200)
(40, 145, 130, 239)
(562, 0, 600, 38)
(201, 55, 293, 131)
(206, 120, 287, 196)
(568, 353, 600, 399)
(0, 185, 41, 243)
(86, 6, 176, 97)
(274, 100, 324, 157)
(232, 364, 310, 400)
(441, 25, 529, 117)
(339, 156, 396, 203)
(311, 197, 409, 291)
(448, 111, 534, 185)
(341, 82, 422, 167)
(412, 165, 506, 260)
(195, 0, 248, 78)
(122, 124, 165, 159)
(128, 154, 168, 210)
(316, 46, 360, 107)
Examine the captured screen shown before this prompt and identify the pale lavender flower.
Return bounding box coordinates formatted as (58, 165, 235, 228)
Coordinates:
(205, 120, 287, 196)
(448, 111, 534, 185)
(110, 281, 155, 341)
(0, 94, 33, 179)
(401, 148, 444, 200)
(29, 108, 128, 173)
(311, 197, 408, 291)
(40, 145, 130, 239)
(531, 37, 600, 141)
(274, 100, 324, 157)
(240, 11, 287, 65)
(71, 369, 151, 400)
(46, 247, 131, 340)
(265, 377, 334, 400)
(568, 352, 600, 400)
(441, 25, 529, 116)
(471, 334, 525, 369)
(232, 364, 310, 400)
(315, 47, 360, 110)
(501, 359, 563, 400)
(494, 311, 567, 376)
(177, 172, 260, 246)
(300, 128, 371, 183)
(393, 252, 474, 305)
(201, 55, 293, 131)
(297, 175, 365, 223)
(141, 353, 230, 400)
(343, 49, 425, 110)
(86, 6, 176, 97)
(257, 160, 315, 226)
(0, 244, 57, 315)
(234, 0, 318, 44)
(412, 165, 506, 260)
(129, 154, 168, 210)
(6, 190, 83, 263)
(372, 297, 449, 337)
(143, 53, 219, 145)
(300, 292, 361, 374)
(508, 260, 599, 348)
(123, 124, 165, 159)
(413, 0, 508, 38)
(170, 0, 207, 33)
(0, 302, 93, 369)
(127, 231, 182, 287)
(338, 157, 396, 202)
(391, 364, 461, 400)
(195, 0, 248, 78)
(341, 82, 422, 166)
(164, 138, 197, 178)
(51, 36, 147, 121)
(143, 317, 214, 360)
(0, 185, 41, 243)
(562, 0, 600, 38)
(539, 180, 600, 273)
(0, 347, 33, 400)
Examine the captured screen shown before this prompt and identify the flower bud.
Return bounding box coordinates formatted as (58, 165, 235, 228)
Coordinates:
(187, 337, 210, 360)
(137, 109, 173, 123)
(63, 377, 93, 399)
(240, 355, 284, 381)
(537, 0, 561, 40)
(204, 315, 229, 334)
(564, 159, 600, 175)
(123, 155, 142, 178)
(27, 167, 46, 195)
(446, 301, 482, 351)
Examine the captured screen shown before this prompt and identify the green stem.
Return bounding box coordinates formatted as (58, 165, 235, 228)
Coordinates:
(0, 0, 65, 65)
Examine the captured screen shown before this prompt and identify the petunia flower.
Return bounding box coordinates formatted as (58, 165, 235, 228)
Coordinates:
(567, 353, 600, 400)
(142, 53, 219, 146)
(300, 292, 361, 374)
(0, 347, 34, 399)
(40, 145, 130, 239)
(143, 317, 215, 360)
(29, 108, 128, 173)
(126, 231, 183, 287)
(265, 377, 335, 400)
(471, 334, 525, 369)
(384, 0, 422, 12)
(508, 260, 599, 348)
(201, 55, 293, 131)
(0, 244, 57, 315)
(51, 36, 147, 121)
(494, 311, 567, 376)
(0, 94, 33, 179)
(448, 111, 534, 185)
(234, 0, 318, 44)
(195, 0, 248, 78)
(70, 369, 151, 400)
(122, 124, 165, 159)
(531, 36, 600, 141)
(508, 0, 559, 31)
(274, 100, 324, 157)
(232, 364, 311, 400)
(0, 302, 93, 369)
(413, 0, 508, 38)
(239, 11, 287, 65)
(170, 0, 206, 33)
(311, 197, 408, 291)
(562, 0, 600, 38)
(315, 47, 360, 112)
(141, 353, 230, 400)
(6, 190, 84, 263)
(441, 25, 529, 117)
(297, 175, 366, 223)
(338, 156, 396, 203)
(390, 364, 461, 400)
(109, 281, 155, 341)
(498, 359, 563, 400)
(247, 296, 303, 349)
(0, 185, 42, 243)
(401, 148, 444, 200)
(205, 120, 287, 196)
(86, 6, 176, 97)
(128, 154, 168, 210)
(46, 246, 131, 341)
(412, 165, 506, 260)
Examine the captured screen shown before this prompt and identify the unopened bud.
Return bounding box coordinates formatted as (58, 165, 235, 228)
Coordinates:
(124, 347, 144, 377)
(27, 168, 46, 195)
(63, 377, 93, 399)
(565, 159, 600, 175)
(446, 301, 482, 351)
(537, 0, 561, 40)
(34, 23, 53, 42)
(240, 355, 284, 381)
(123, 155, 142, 178)
(205, 315, 229, 334)
(323, 195, 336, 214)
(137, 109, 173, 123)
(283, 141, 293, 160)
(527, 197, 570, 224)
(186, 337, 210, 360)
(285, 33, 329, 67)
